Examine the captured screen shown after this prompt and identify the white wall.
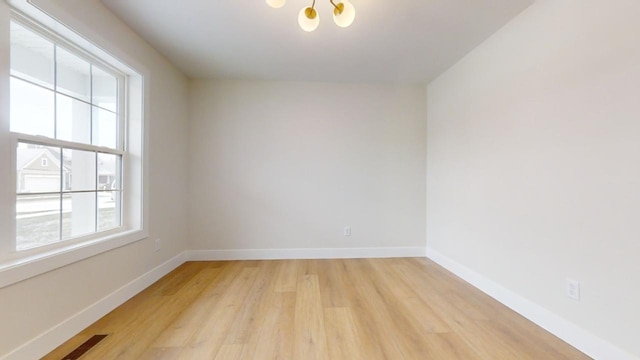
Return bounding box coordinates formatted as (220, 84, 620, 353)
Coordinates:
(427, 0, 640, 357)
(189, 80, 426, 253)
(0, 0, 189, 357)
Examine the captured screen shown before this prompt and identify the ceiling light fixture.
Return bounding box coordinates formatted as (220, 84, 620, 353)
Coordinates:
(266, 0, 356, 32)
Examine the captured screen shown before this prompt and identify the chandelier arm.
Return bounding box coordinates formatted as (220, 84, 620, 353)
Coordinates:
(329, 0, 339, 10)
(311, 0, 316, 9)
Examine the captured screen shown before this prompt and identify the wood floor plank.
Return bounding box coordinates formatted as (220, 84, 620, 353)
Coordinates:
(368, 258, 451, 333)
(293, 274, 329, 360)
(44, 259, 591, 360)
(340, 259, 417, 359)
(150, 262, 202, 296)
(43, 264, 214, 359)
(252, 292, 296, 360)
(138, 346, 183, 360)
(354, 258, 470, 359)
(318, 259, 350, 308)
(76, 267, 215, 359)
(323, 307, 363, 360)
(273, 259, 298, 293)
(223, 261, 279, 346)
(392, 260, 587, 360)
(177, 266, 260, 359)
(214, 344, 245, 359)
(150, 267, 223, 348)
(151, 261, 247, 349)
(392, 262, 491, 323)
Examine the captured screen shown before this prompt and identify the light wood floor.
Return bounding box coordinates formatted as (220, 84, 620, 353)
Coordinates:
(44, 258, 590, 359)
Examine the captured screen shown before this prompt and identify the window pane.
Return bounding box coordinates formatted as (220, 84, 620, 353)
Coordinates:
(97, 153, 121, 231)
(56, 93, 91, 144)
(92, 66, 117, 112)
(10, 22, 54, 89)
(16, 143, 61, 194)
(16, 194, 61, 250)
(56, 47, 91, 102)
(92, 107, 117, 149)
(99, 190, 120, 231)
(62, 193, 96, 239)
(10, 77, 55, 137)
(97, 153, 121, 190)
(63, 149, 96, 191)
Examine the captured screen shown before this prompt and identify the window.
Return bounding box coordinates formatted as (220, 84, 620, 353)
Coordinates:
(0, 7, 145, 288)
(10, 19, 125, 251)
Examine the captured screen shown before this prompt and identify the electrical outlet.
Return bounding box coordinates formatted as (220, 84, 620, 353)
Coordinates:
(154, 238, 161, 252)
(344, 226, 351, 236)
(566, 279, 580, 301)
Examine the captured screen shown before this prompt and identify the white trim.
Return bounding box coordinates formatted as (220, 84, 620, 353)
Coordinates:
(0, 229, 148, 289)
(9, 0, 142, 76)
(188, 247, 427, 261)
(15, 133, 126, 156)
(425, 247, 638, 360)
(0, 251, 187, 360)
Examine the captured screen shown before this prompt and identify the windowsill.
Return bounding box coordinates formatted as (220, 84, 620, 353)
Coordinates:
(0, 229, 147, 289)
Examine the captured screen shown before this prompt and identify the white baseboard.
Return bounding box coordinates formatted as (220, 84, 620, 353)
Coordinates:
(1, 251, 187, 360)
(188, 247, 426, 261)
(426, 247, 638, 360)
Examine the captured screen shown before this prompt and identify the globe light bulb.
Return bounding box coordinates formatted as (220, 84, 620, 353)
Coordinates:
(298, 7, 319, 32)
(333, 1, 355, 28)
(266, 0, 286, 9)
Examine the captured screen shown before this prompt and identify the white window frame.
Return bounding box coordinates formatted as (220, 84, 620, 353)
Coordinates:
(0, 3, 148, 288)
(11, 15, 127, 249)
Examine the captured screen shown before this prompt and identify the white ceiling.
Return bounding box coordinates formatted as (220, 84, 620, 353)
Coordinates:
(101, 0, 534, 83)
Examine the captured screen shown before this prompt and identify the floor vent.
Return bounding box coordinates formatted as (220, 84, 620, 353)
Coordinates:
(61, 334, 108, 360)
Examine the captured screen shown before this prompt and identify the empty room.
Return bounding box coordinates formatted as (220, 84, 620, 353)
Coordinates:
(0, 0, 638, 359)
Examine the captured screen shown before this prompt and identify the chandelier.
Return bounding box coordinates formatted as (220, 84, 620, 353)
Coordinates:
(266, 0, 356, 32)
